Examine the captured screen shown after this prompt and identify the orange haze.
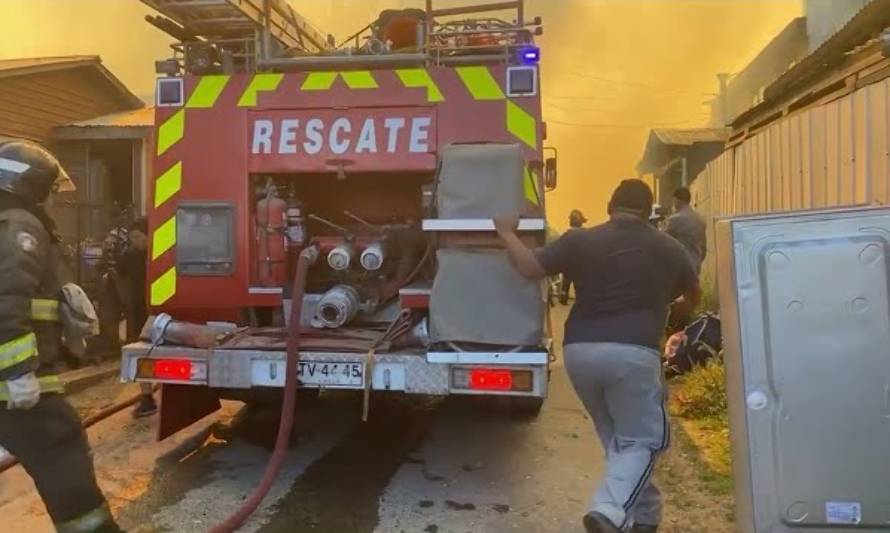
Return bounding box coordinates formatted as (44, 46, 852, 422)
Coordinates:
(0, 0, 801, 229)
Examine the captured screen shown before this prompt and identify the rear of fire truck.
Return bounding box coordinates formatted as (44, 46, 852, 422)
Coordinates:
(123, 0, 556, 438)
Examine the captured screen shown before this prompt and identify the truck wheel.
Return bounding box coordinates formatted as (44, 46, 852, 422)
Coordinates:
(509, 397, 544, 418)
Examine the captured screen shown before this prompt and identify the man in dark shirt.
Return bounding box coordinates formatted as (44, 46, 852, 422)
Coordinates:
(116, 218, 156, 418)
(495, 179, 700, 533)
(665, 187, 706, 274)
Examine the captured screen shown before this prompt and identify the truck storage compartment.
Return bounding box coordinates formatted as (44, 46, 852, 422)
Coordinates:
(436, 143, 525, 219)
(429, 248, 543, 346)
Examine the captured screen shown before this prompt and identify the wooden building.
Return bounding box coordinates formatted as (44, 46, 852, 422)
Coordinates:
(636, 128, 729, 209)
(0, 56, 150, 286)
(0, 56, 142, 143)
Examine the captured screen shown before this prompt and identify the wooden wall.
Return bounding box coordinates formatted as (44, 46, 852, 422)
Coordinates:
(0, 66, 133, 143)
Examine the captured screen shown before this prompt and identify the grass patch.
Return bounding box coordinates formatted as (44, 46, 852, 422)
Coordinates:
(679, 417, 733, 494)
(672, 359, 727, 419)
(668, 359, 733, 494)
(697, 283, 719, 314)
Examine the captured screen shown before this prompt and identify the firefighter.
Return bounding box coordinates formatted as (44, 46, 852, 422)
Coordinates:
(0, 139, 121, 532)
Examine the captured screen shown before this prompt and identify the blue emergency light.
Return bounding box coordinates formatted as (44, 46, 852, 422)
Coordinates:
(518, 46, 540, 65)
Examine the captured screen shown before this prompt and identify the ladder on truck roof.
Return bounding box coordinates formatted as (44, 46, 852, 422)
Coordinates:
(141, 0, 329, 53)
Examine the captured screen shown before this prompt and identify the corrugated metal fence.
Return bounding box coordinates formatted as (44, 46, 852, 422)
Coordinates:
(692, 77, 890, 293)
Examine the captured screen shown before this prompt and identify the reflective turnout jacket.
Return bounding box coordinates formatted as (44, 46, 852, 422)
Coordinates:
(0, 208, 66, 400)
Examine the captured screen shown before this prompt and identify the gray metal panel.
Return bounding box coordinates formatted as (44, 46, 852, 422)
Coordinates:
(436, 143, 525, 219)
(430, 249, 544, 346)
(717, 207, 890, 532)
(714, 217, 754, 532)
(208, 350, 253, 389)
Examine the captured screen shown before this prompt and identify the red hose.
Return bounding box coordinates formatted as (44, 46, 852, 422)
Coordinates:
(209, 246, 316, 533)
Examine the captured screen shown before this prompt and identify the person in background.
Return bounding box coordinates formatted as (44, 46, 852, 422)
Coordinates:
(116, 217, 157, 418)
(664, 187, 706, 274)
(664, 187, 707, 331)
(558, 208, 587, 305)
(94, 224, 128, 360)
(494, 179, 700, 533)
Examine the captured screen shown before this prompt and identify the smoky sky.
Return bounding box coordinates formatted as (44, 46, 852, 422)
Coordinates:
(0, 0, 801, 227)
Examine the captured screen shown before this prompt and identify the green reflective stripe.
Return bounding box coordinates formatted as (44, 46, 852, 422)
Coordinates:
(150, 266, 177, 306)
(152, 216, 176, 260)
(31, 299, 60, 321)
(524, 167, 540, 206)
(396, 68, 444, 102)
(186, 75, 230, 108)
(157, 109, 185, 156)
(38, 375, 63, 394)
(506, 100, 537, 149)
(154, 161, 182, 208)
(0, 333, 37, 372)
(301, 72, 338, 91)
(456, 66, 504, 100)
(0, 375, 63, 401)
(238, 73, 284, 106)
(341, 71, 378, 89)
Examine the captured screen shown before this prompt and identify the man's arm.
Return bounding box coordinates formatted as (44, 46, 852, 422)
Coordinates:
(493, 214, 547, 280)
(671, 237, 702, 312)
(683, 280, 702, 310)
(664, 213, 681, 240)
(698, 215, 708, 260)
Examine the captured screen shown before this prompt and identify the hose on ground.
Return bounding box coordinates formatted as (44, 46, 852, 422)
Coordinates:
(209, 245, 318, 533)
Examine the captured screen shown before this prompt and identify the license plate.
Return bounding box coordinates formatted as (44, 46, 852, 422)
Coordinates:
(297, 362, 364, 387)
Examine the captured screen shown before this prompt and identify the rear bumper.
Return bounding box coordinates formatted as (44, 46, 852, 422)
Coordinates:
(121, 343, 549, 398)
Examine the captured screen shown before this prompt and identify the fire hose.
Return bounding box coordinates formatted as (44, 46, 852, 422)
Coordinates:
(209, 245, 318, 533)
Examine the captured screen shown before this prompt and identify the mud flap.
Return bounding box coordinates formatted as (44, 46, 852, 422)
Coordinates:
(157, 384, 221, 441)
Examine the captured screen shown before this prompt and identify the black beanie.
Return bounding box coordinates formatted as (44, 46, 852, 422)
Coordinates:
(608, 179, 653, 217)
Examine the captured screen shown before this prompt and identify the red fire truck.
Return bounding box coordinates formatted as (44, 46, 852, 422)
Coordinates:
(124, 0, 557, 438)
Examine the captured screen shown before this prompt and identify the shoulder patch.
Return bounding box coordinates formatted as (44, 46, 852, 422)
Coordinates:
(16, 231, 38, 253)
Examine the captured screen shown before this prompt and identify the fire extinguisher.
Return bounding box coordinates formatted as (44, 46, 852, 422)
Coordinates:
(256, 182, 288, 287)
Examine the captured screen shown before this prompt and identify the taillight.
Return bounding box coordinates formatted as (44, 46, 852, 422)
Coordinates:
(154, 359, 193, 380)
(470, 369, 513, 391)
(137, 358, 201, 381)
(451, 368, 534, 393)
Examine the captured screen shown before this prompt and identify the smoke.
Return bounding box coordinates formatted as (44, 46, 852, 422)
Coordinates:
(0, 1, 171, 102)
(533, 0, 802, 229)
(0, 0, 800, 227)
(299, 0, 804, 228)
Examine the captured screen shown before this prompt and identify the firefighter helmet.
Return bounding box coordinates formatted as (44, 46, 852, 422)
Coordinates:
(0, 139, 75, 204)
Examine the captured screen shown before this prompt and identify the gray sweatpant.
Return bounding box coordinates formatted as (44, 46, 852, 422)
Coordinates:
(564, 342, 670, 529)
